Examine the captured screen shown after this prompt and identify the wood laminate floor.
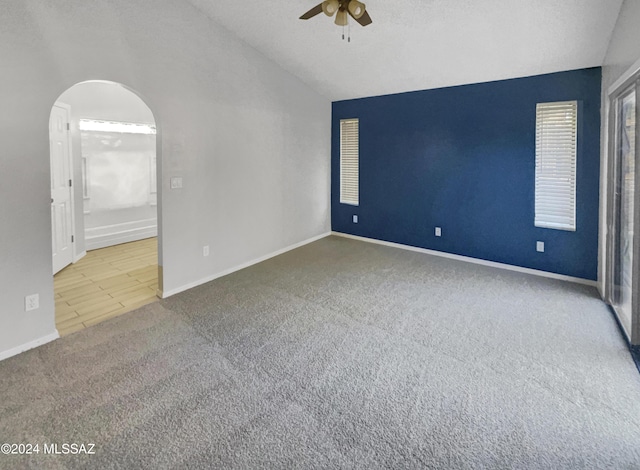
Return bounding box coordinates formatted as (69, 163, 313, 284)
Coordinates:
(54, 237, 159, 336)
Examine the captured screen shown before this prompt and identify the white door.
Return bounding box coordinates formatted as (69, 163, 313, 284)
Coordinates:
(50, 104, 74, 275)
(607, 80, 639, 342)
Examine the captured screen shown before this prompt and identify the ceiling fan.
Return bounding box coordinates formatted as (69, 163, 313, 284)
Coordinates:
(300, 0, 372, 27)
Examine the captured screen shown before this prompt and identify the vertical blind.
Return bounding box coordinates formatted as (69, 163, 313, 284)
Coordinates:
(535, 101, 578, 231)
(340, 118, 359, 205)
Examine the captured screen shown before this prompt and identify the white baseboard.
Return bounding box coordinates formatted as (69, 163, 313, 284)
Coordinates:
(332, 232, 597, 287)
(86, 225, 157, 251)
(0, 330, 60, 362)
(73, 250, 87, 264)
(160, 232, 332, 298)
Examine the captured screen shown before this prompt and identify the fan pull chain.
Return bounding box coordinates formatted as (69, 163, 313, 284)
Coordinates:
(348, 18, 351, 42)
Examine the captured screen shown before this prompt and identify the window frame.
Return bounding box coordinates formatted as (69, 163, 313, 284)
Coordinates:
(534, 100, 578, 231)
(339, 118, 359, 206)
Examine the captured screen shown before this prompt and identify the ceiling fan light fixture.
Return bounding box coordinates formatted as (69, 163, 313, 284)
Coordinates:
(335, 9, 348, 26)
(322, 0, 339, 17)
(347, 0, 366, 19)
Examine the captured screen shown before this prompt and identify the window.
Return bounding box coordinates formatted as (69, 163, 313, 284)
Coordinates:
(340, 118, 359, 205)
(79, 119, 156, 135)
(535, 101, 578, 231)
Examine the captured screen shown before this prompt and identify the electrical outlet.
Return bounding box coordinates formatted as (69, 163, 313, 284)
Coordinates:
(203, 245, 210, 257)
(25, 294, 39, 311)
(353, 215, 358, 224)
(536, 241, 545, 253)
(435, 227, 442, 237)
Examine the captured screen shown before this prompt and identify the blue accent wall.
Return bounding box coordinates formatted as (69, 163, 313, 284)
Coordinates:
(332, 68, 601, 280)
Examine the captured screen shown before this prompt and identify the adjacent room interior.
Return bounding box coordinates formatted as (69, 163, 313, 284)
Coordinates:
(1, 0, 640, 467)
(51, 81, 160, 335)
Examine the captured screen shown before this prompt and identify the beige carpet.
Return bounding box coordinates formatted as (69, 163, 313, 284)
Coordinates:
(1, 235, 639, 469)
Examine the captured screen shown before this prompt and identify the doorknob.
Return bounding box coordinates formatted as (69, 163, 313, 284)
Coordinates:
(51, 198, 54, 204)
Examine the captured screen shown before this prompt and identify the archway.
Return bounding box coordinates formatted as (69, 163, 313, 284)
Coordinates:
(49, 80, 162, 336)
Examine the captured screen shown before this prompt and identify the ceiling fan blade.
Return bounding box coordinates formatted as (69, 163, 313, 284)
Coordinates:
(350, 9, 372, 26)
(300, 3, 324, 20)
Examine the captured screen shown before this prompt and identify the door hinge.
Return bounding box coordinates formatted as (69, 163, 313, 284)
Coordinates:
(67, 123, 70, 131)
(69, 179, 72, 187)
(71, 235, 74, 243)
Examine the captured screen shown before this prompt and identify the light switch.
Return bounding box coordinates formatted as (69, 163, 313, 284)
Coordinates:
(353, 215, 358, 224)
(435, 227, 442, 237)
(170, 177, 183, 189)
(536, 241, 545, 253)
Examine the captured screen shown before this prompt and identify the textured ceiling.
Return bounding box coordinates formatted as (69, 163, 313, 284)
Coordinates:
(187, 0, 623, 101)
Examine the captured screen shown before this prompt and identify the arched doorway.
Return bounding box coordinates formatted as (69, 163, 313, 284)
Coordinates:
(50, 80, 162, 336)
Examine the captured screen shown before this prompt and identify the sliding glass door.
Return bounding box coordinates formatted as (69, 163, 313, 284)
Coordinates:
(607, 80, 639, 344)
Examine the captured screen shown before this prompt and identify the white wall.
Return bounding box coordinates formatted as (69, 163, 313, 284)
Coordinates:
(598, 0, 640, 295)
(59, 81, 156, 124)
(81, 129, 157, 250)
(0, 0, 331, 358)
(601, 1, 640, 89)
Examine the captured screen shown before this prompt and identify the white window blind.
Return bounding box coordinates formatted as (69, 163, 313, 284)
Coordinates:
(340, 118, 359, 205)
(535, 101, 577, 231)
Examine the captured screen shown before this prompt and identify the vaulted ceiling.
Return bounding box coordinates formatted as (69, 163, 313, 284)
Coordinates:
(187, 0, 623, 101)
